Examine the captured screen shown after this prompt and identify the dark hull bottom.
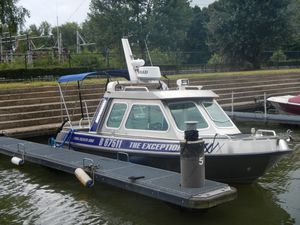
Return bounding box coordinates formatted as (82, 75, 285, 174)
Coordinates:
(71, 147, 289, 183)
(278, 102, 300, 115)
(129, 152, 288, 183)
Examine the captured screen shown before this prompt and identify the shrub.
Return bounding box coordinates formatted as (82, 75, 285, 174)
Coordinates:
(270, 50, 287, 62)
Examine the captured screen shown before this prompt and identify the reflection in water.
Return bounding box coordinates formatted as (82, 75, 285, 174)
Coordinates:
(259, 145, 300, 224)
(0, 122, 299, 225)
(0, 160, 105, 225)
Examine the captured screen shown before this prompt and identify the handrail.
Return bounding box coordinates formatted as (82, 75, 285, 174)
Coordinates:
(84, 101, 91, 127)
(54, 129, 74, 148)
(256, 129, 276, 136)
(201, 133, 232, 140)
(79, 101, 91, 128)
(58, 84, 72, 128)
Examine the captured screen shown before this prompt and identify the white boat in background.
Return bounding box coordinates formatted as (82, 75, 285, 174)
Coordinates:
(53, 38, 292, 183)
(268, 95, 300, 115)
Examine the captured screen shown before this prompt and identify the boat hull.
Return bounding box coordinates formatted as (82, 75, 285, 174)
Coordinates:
(268, 95, 300, 115)
(69, 143, 290, 183)
(277, 102, 300, 115)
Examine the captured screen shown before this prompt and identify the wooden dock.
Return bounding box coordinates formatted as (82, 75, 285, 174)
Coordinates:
(0, 136, 236, 210)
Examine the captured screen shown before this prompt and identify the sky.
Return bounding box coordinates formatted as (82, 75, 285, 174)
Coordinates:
(18, 0, 216, 28)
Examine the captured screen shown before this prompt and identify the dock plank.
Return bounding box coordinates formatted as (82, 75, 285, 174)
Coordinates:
(0, 136, 236, 209)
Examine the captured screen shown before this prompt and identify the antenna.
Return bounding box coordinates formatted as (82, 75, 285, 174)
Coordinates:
(122, 38, 162, 82)
(144, 39, 153, 66)
(55, 1, 63, 62)
(67, 0, 87, 22)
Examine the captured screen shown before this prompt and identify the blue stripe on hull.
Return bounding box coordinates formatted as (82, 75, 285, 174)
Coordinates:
(71, 133, 181, 153)
(67, 132, 221, 154)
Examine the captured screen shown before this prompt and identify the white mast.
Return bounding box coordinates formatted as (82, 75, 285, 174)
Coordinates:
(121, 38, 164, 86)
(121, 38, 144, 81)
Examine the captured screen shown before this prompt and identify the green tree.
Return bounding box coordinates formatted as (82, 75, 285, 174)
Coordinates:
(39, 21, 51, 36)
(27, 24, 40, 36)
(85, 0, 192, 60)
(270, 49, 287, 62)
(149, 0, 192, 51)
(0, 0, 29, 33)
(208, 53, 223, 65)
(86, 0, 153, 57)
(207, 0, 291, 69)
(21, 21, 51, 36)
(184, 6, 210, 64)
(287, 0, 300, 50)
(52, 22, 81, 52)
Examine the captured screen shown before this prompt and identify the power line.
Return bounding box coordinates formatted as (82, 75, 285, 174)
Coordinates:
(67, 0, 89, 22)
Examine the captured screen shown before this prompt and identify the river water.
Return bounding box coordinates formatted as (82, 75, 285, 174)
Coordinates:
(0, 122, 299, 225)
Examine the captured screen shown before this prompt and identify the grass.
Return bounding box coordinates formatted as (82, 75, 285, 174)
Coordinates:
(0, 68, 300, 90)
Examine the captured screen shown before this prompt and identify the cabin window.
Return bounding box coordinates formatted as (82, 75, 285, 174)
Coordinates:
(202, 101, 233, 127)
(125, 104, 168, 131)
(168, 102, 208, 130)
(106, 103, 127, 128)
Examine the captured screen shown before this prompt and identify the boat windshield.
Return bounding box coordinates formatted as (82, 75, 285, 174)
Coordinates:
(168, 102, 208, 131)
(125, 104, 168, 131)
(202, 101, 233, 127)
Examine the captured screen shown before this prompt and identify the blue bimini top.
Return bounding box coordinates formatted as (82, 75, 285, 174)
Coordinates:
(58, 70, 129, 83)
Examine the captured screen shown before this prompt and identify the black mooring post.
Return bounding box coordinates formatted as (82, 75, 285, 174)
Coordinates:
(77, 81, 84, 119)
(180, 121, 205, 188)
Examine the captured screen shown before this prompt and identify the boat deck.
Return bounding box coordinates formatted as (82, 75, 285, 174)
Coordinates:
(0, 136, 236, 210)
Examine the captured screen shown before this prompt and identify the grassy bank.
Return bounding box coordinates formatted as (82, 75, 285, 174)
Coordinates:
(170, 68, 300, 79)
(0, 68, 300, 89)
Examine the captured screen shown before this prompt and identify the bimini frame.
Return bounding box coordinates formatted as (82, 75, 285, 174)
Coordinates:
(57, 70, 129, 128)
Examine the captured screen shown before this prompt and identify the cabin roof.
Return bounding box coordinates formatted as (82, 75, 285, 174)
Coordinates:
(104, 89, 218, 100)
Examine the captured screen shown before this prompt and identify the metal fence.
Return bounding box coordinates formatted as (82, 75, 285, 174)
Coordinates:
(0, 51, 300, 73)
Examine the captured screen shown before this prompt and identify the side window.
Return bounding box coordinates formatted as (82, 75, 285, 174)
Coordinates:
(106, 103, 127, 128)
(125, 104, 168, 131)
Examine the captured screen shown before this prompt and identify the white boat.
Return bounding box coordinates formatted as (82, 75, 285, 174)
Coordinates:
(268, 95, 300, 115)
(54, 38, 292, 183)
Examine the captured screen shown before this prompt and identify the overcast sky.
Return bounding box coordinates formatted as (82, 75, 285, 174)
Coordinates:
(19, 0, 215, 27)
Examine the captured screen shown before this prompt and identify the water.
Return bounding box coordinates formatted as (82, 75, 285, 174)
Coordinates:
(0, 122, 299, 225)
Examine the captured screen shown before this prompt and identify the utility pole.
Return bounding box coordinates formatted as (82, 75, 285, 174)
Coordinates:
(0, 23, 3, 63)
(76, 30, 95, 54)
(0, 36, 2, 63)
(9, 33, 13, 62)
(56, 15, 62, 63)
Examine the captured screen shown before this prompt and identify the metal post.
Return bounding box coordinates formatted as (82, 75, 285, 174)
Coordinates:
(76, 30, 80, 54)
(58, 84, 72, 126)
(264, 92, 267, 119)
(59, 32, 63, 63)
(68, 52, 71, 68)
(0, 36, 2, 62)
(144, 39, 153, 66)
(7, 33, 14, 62)
(180, 121, 205, 188)
(78, 81, 84, 119)
(105, 48, 110, 68)
(24, 54, 27, 69)
(231, 91, 234, 115)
